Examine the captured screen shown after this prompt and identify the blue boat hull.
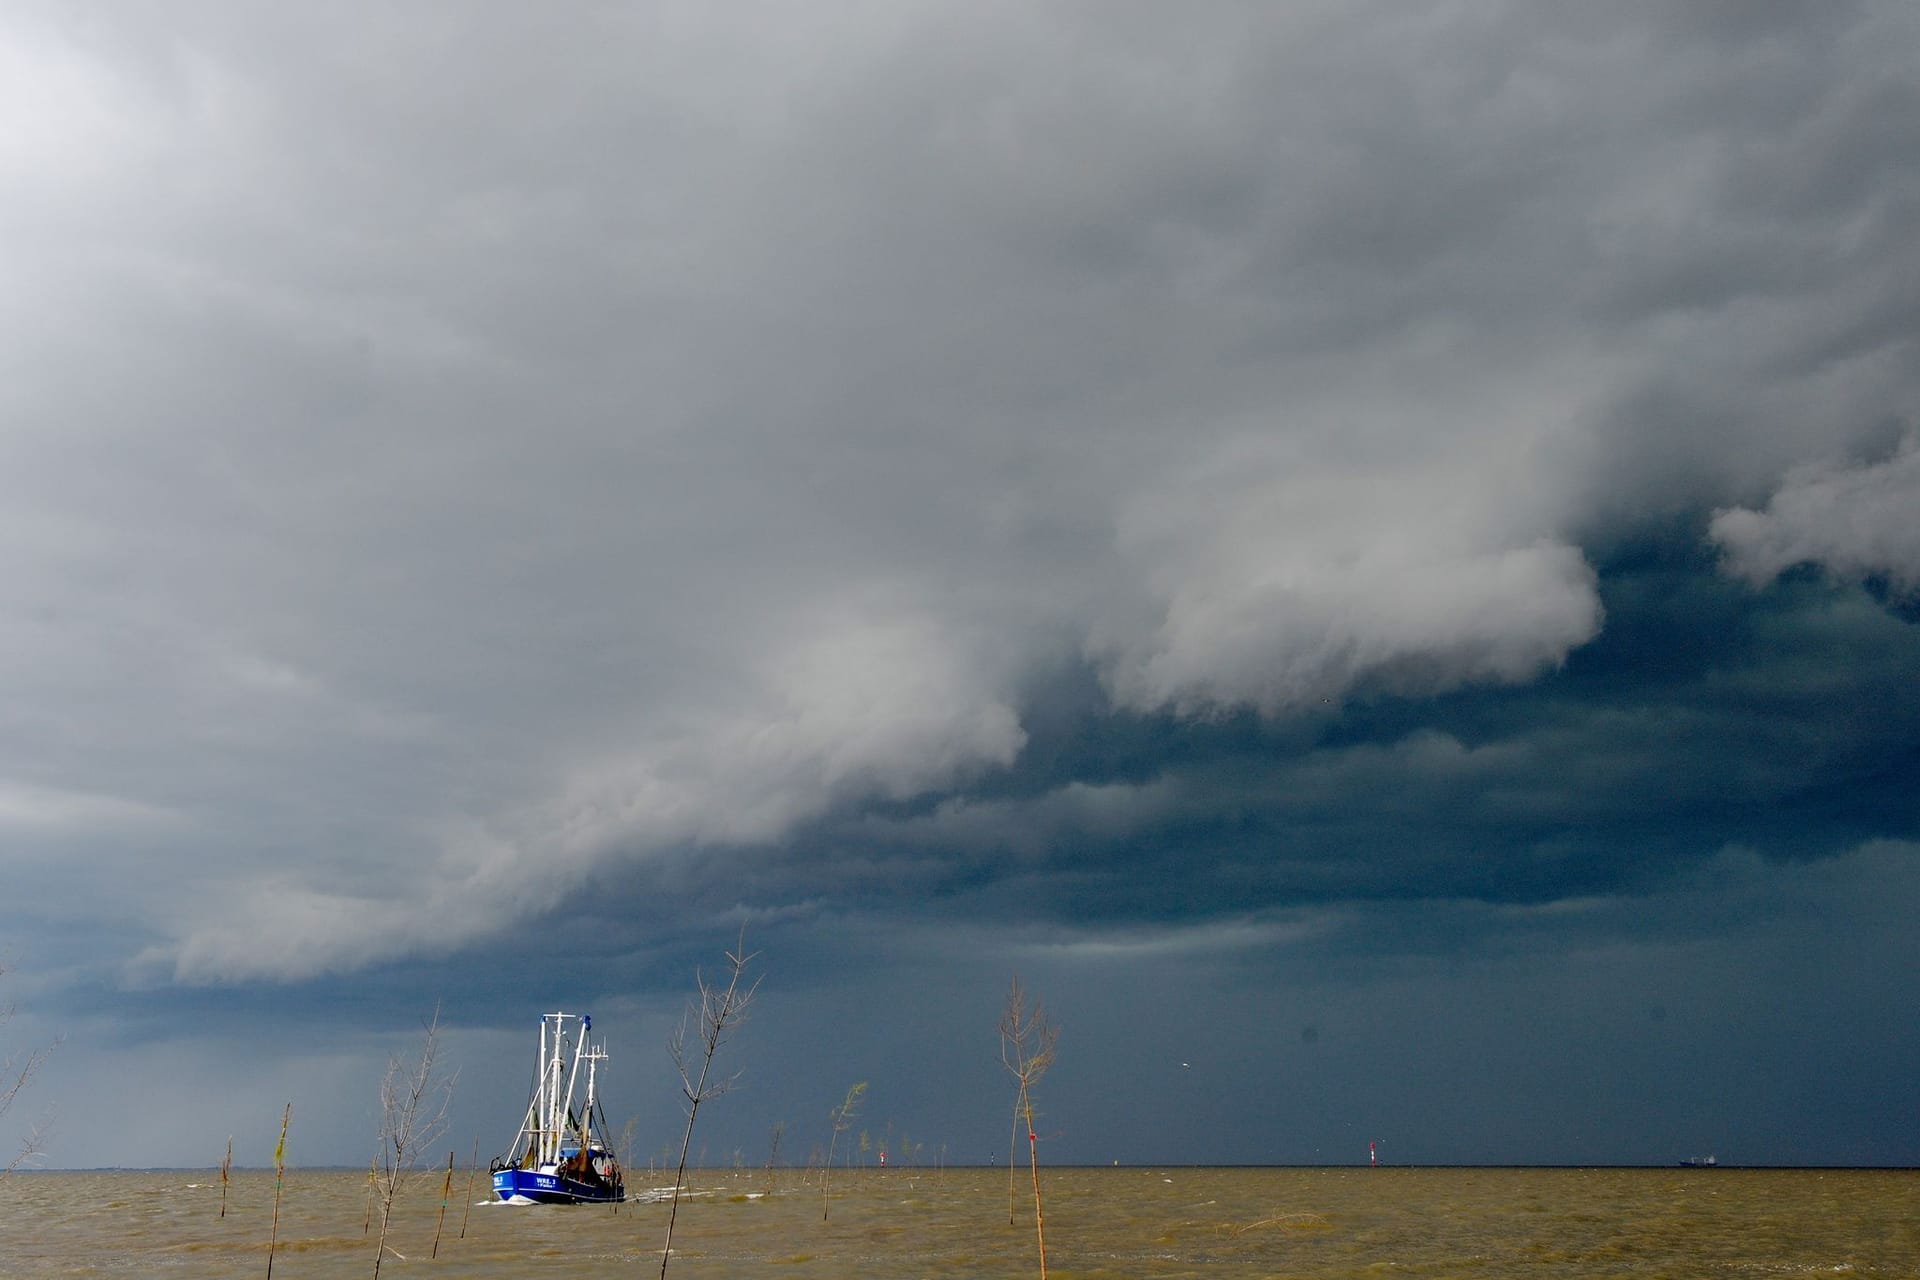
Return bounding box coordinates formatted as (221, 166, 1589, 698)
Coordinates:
(493, 1166, 625, 1205)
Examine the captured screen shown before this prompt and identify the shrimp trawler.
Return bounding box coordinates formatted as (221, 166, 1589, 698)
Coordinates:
(490, 1011, 626, 1204)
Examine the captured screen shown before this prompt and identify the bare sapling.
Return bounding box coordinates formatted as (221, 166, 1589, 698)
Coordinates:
(660, 931, 760, 1280)
(372, 1004, 456, 1279)
(765, 1120, 785, 1195)
(266, 1103, 291, 1280)
(1000, 975, 1059, 1279)
(1, 961, 52, 1177)
(615, 1117, 638, 1215)
(821, 1081, 866, 1221)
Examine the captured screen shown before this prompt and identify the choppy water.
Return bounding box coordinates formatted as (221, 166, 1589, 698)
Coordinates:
(3, 1165, 1914, 1278)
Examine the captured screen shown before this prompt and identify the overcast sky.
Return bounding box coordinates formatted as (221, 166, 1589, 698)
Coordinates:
(4, 0, 1917, 1172)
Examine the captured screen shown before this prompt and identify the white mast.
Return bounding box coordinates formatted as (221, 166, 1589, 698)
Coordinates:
(541, 1011, 570, 1166)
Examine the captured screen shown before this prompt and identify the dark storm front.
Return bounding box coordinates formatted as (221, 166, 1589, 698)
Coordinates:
(4, 1165, 1913, 1278)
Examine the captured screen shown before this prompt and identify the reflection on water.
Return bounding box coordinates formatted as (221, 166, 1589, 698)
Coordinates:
(3, 1165, 1914, 1278)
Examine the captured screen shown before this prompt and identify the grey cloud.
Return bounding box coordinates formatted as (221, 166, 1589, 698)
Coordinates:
(1710, 435, 1920, 595)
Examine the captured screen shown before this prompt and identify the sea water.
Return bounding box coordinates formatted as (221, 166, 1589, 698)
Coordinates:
(3, 1165, 1913, 1277)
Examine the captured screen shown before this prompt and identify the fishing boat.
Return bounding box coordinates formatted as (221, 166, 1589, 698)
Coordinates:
(490, 1011, 626, 1204)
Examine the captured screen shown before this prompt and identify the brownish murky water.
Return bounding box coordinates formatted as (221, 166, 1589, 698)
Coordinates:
(3, 1165, 1914, 1277)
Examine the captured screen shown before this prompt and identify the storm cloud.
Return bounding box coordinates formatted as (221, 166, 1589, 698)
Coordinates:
(3, 0, 1916, 1169)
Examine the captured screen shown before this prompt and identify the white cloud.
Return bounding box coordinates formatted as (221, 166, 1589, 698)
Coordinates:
(1107, 535, 1601, 715)
(147, 886, 419, 985)
(1099, 430, 1604, 713)
(148, 603, 1028, 983)
(535, 603, 1026, 854)
(1022, 913, 1336, 963)
(0, 781, 176, 833)
(1710, 436, 1920, 595)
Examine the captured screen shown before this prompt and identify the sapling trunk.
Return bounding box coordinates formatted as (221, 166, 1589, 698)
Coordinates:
(1022, 1086, 1047, 1278)
(1007, 1098, 1019, 1224)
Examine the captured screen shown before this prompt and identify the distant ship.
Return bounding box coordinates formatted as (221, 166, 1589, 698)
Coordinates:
(1678, 1155, 1718, 1168)
(490, 1011, 626, 1204)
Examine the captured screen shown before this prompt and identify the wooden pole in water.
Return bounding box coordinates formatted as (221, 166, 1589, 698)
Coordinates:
(459, 1137, 479, 1238)
(220, 1135, 232, 1219)
(431, 1149, 454, 1258)
(265, 1103, 290, 1280)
